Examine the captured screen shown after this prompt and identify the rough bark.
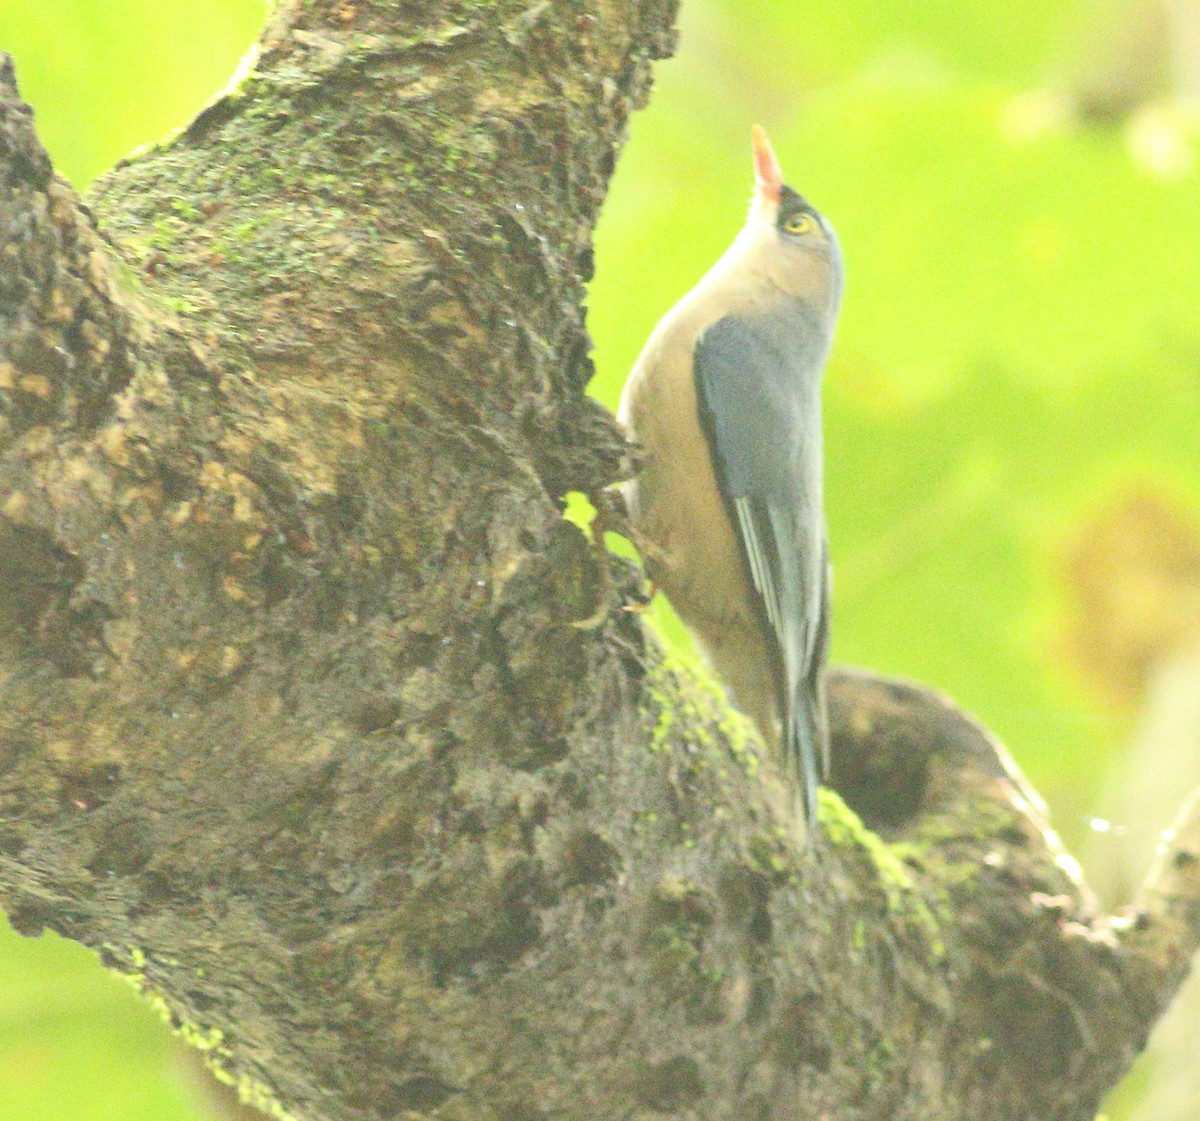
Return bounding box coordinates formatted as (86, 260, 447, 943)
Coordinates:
(1, 4, 1199, 1120)
(1092, 646, 1200, 1121)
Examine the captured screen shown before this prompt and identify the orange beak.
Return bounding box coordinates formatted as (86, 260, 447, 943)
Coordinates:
(751, 124, 783, 204)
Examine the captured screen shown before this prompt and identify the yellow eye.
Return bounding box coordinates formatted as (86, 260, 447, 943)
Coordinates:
(783, 212, 817, 236)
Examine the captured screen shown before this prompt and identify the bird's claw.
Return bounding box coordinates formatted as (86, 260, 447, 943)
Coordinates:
(570, 489, 619, 630)
(569, 489, 664, 627)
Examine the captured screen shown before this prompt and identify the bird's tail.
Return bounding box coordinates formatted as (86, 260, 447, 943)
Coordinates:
(787, 678, 828, 844)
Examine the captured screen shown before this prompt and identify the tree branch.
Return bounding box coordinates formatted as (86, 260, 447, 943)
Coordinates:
(1, 4, 1197, 1119)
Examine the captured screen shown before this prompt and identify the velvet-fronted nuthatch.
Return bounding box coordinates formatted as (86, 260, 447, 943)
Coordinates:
(617, 125, 843, 840)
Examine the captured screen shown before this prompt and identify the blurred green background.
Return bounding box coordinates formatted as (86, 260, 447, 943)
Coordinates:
(2, 0, 1198, 1117)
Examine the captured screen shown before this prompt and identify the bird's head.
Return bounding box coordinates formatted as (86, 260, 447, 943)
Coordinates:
(745, 124, 841, 304)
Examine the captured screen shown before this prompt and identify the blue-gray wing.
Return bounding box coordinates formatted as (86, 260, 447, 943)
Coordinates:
(693, 307, 831, 829)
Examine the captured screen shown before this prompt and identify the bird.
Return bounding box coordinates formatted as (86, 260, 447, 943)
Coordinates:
(616, 124, 843, 840)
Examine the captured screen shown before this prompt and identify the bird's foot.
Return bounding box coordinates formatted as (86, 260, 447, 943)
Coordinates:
(622, 578, 656, 612)
(569, 488, 665, 626)
(570, 490, 619, 630)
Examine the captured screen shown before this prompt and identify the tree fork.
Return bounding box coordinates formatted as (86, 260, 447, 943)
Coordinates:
(0, 4, 1197, 1119)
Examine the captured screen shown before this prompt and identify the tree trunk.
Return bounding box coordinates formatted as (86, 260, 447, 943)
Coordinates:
(2, 4, 1199, 1119)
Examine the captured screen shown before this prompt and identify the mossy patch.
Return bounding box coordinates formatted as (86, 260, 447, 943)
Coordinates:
(642, 649, 761, 778)
(820, 789, 948, 961)
(643, 877, 726, 1024)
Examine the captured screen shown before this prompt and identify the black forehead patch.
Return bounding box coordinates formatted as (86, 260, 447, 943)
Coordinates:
(779, 185, 808, 210)
(777, 185, 814, 225)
